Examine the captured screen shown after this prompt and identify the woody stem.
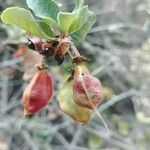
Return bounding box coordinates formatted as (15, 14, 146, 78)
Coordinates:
(68, 43, 81, 60)
(70, 43, 81, 57)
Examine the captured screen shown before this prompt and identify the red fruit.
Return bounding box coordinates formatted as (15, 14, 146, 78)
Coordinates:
(73, 64, 102, 109)
(22, 69, 53, 115)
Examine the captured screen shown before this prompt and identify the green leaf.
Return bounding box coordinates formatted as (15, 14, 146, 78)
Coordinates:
(26, 0, 60, 22)
(57, 0, 85, 34)
(70, 11, 96, 44)
(37, 21, 54, 37)
(57, 79, 91, 123)
(69, 6, 89, 33)
(42, 17, 57, 26)
(1, 7, 53, 39)
(57, 11, 79, 34)
(58, 1, 96, 37)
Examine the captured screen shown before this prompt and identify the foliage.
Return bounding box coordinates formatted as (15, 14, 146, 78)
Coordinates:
(1, 0, 96, 44)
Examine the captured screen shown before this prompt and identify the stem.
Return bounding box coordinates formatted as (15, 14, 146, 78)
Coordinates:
(67, 43, 81, 60)
(67, 42, 90, 64)
(67, 50, 74, 59)
(70, 43, 81, 57)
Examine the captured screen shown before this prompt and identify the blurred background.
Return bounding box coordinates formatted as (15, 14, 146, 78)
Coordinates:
(0, 0, 150, 150)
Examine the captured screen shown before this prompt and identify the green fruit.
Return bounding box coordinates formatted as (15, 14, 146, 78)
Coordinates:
(57, 79, 92, 123)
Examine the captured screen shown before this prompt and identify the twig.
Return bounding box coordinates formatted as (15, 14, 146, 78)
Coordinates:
(91, 60, 112, 76)
(99, 89, 137, 112)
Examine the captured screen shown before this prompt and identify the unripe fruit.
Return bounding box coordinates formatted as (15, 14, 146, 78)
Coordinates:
(57, 79, 92, 123)
(73, 63, 102, 109)
(22, 69, 53, 115)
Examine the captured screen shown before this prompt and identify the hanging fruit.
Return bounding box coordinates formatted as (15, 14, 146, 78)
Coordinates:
(0, 0, 102, 124)
(73, 62, 103, 109)
(57, 79, 92, 124)
(22, 66, 53, 115)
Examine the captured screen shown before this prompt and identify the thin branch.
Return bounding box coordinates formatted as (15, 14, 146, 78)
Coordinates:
(99, 89, 137, 112)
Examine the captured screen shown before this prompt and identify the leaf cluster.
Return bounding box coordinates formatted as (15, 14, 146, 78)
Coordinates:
(0, 0, 96, 44)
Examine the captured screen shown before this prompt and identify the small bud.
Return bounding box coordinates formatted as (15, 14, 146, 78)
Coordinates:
(57, 79, 91, 123)
(28, 38, 35, 50)
(22, 69, 53, 115)
(27, 37, 42, 51)
(73, 64, 103, 109)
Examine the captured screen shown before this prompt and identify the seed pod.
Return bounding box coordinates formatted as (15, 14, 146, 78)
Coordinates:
(57, 79, 92, 123)
(73, 63, 102, 109)
(22, 69, 53, 115)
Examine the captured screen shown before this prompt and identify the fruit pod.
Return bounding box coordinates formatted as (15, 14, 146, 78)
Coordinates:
(22, 69, 53, 115)
(57, 79, 92, 124)
(73, 63, 103, 109)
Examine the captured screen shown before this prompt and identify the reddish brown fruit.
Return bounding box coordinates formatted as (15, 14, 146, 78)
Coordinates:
(57, 79, 92, 123)
(22, 69, 53, 115)
(73, 64, 103, 109)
